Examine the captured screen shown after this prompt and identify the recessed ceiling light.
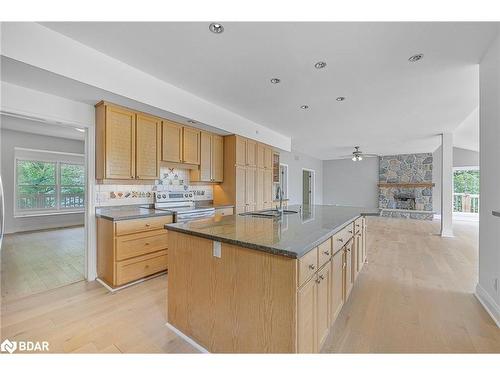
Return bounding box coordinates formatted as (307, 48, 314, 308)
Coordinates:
(336, 97, 346, 102)
(314, 61, 327, 69)
(300, 105, 309, 110)
(408, 53, 424, 62)
(270, 78, 281, 84)
(187, 120, 197, 124)
(75, 128, 85, 132)
(209, 23, 224, 34)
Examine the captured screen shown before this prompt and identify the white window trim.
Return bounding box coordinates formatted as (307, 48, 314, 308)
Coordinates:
(302, 168, 316, 205)
(14, 149, 85, 217)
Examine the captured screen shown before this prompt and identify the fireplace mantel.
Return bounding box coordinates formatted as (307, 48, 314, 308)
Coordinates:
(378, 183, 435, 188)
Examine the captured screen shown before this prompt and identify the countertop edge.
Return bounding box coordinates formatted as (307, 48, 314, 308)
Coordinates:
(165, 212, 373, 258)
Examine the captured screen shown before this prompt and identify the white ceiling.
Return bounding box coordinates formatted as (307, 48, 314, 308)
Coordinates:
(29, 22, 500, 158)
(1, 114, 85, 140)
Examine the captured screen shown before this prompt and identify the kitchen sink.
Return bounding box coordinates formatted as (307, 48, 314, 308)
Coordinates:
(239, 209, 299, 218)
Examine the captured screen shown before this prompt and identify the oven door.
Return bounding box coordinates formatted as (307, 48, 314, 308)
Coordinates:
(175, 210, 215, 223)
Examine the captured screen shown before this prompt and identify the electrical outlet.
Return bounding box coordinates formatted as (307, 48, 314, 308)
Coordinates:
(213, 241, 221, 258)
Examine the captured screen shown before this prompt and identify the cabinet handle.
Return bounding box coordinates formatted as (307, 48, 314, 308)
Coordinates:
(316, 278, 321, 284)
(348, 230, 353, 234)
(337, 238, 344, 242)
(145, 224, 151, 227)
(319, 275, 325, 280)
(308, 264, 316, 270)
(145, 242, 150, 246)
(323, 251, 330, 256)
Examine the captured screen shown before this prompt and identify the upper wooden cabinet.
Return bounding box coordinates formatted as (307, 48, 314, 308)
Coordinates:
(246, 140, 257, 167)
(182, 127, 200, 165)
(161, 120, 183, 163)
(136, 113, 161, 180)
(235, 136, 247, 166)
(191, 132, 224, 183)
(264, 146, 273, 169)
(257, 143, 266, 169)
(95, 102, 160, 181)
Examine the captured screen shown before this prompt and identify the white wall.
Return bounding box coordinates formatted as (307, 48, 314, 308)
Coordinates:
(433, 146, 480, 214)
(1, 126, 85, 233)
(478, 30, 500, 325)
(279, 150, 323, 205)
(322, 157, 379, 208)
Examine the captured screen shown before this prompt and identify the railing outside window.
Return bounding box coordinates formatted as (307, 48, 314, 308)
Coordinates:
(453, 193, 479, 213)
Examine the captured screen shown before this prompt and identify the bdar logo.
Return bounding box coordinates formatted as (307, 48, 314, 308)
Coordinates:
(1, 339, 17, 354)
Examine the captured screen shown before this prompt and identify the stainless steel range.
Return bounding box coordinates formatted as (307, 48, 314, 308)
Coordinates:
(153, 191, 215, 223)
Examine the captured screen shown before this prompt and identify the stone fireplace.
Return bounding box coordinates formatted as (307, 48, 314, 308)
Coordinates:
(378, 153, 434, 220)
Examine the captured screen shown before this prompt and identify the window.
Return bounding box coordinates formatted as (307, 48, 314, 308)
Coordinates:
(15, 149, 85, 215)
(453, 168, 480, 214)
(279, 164, 288, 199)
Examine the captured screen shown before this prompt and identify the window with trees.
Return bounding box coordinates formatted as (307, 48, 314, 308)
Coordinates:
(453, 168, 480, 213)
(15, 155, 85, 214)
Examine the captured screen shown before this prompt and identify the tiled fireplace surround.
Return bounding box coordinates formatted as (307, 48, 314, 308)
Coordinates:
(378, 153, 434, 220)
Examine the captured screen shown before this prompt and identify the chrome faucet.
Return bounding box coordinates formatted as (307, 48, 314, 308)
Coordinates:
(276, 186, 284, 214)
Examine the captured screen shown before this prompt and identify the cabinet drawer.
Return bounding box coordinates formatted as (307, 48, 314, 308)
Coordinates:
(318, 238, 332, 267)
(354, 218, 363, 233)
(298, 248, 318, 287)
(116, 230, 168, 261)
(115, 250, 168, 286)
(333, 224, 354, 253)
(215, 207, 234, 216)
(115, 216, 173, 236)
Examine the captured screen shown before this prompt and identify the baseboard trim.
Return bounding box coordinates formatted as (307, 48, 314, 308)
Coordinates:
(96, 271, 167, 293)
(475, 283, 500, 328)
(165, 322, 209, 353)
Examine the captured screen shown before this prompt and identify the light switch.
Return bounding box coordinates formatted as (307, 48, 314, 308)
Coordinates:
(213, 241, 221, 258)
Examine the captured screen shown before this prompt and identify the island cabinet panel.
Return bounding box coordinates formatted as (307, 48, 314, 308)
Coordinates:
(316, 261, 331, 349)
(318, 238, 332, 268)
(330, 248, 345, 323)
(298, 247, 318, 287)
(161, 120, 183, 163)
(345, 239, 354, 300)
(362, 217, 367, 263)
(353, 231, 362, 280)
(167, 231, 297, 353)
(297, 277, 316, 353)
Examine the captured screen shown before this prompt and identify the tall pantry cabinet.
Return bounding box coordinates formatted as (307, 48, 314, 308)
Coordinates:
(214, 135, 275, 214)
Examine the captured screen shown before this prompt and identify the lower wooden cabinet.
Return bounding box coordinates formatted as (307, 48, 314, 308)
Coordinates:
(215, 207, 234, 216)
(97, 216, 173, 288)
(297, 219, 367, 353)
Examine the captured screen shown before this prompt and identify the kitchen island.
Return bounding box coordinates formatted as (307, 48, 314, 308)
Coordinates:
(165, 205, 377, 353)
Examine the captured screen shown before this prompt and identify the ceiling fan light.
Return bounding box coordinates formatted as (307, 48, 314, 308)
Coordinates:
(352, 156, 357, 161)
(358, 156, 363, 161)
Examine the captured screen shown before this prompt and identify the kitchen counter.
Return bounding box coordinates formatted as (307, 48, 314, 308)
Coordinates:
(95, 205, 173, 221)
(165, 205, 378, 258)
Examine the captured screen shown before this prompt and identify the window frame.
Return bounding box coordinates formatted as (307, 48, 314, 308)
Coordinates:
(14, 149, 85, 217)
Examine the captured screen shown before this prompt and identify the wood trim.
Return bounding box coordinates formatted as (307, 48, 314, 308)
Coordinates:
(377, 183, 435, 188)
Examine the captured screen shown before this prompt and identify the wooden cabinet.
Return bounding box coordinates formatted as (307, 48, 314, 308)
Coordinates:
(191, 132, 224, 183)
(264, 146, 273, 169)
(161, 120, 183, 163)
(95, 102, 161, 182)
(353, 232, 362, 281)
(97, 215, 173, 289)
(215, 207, 234, 216)
(135, 113, 161, 180)
(362, 217, 367, 263)
(235, 136, 247, 166)
(182, 127, 200, 165)
(214, 135, 276, 213)
(345, 240, 354, 300)
(316, 262, 331, 349)
(297, 276, 316, 353)
(272, 152, 280, 182)
(331, 249, 345, 323)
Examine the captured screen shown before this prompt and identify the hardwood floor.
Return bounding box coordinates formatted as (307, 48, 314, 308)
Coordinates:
(1, 227, 85, 301)
(322, 217, 500, 353)
(1, 217, 498, 353)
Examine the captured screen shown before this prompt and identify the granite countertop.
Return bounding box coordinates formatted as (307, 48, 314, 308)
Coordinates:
(165, 205, 379, 258)
(96, 205, 174, 221)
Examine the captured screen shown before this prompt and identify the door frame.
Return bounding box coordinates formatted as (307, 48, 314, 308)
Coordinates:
(302, 168, 315, 206)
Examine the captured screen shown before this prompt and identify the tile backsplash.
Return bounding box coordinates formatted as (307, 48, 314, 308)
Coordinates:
(95, 167, 213, 207)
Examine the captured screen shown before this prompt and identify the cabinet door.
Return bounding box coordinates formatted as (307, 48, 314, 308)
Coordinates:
(362, 218, 367, 263)
(264, 169, 273, 205)
(183, 127, 200, 164)
(235, 166, 246, 208)
(246, 140, 257, 167)
(211, 134, 224, 182)
(264, 146, 273, 169)
(235, 136, 247, 166)
(245, 167, 256, 206)
(345, 242, 353, 300)
(255, 168, 264, 211)
(198, 131, 212, 181)
(256, 143, 265, 169)
(316, 262, 331, 350)
(297, 277, 316, 353)
(105, 105, 136, 179)
(162, 120, 183, 162)
(331, 249, 344, 323)
(135, 113, 160, 180)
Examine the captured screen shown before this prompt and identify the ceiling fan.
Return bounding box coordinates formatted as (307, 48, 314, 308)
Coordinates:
(339, 146, 379, 161)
